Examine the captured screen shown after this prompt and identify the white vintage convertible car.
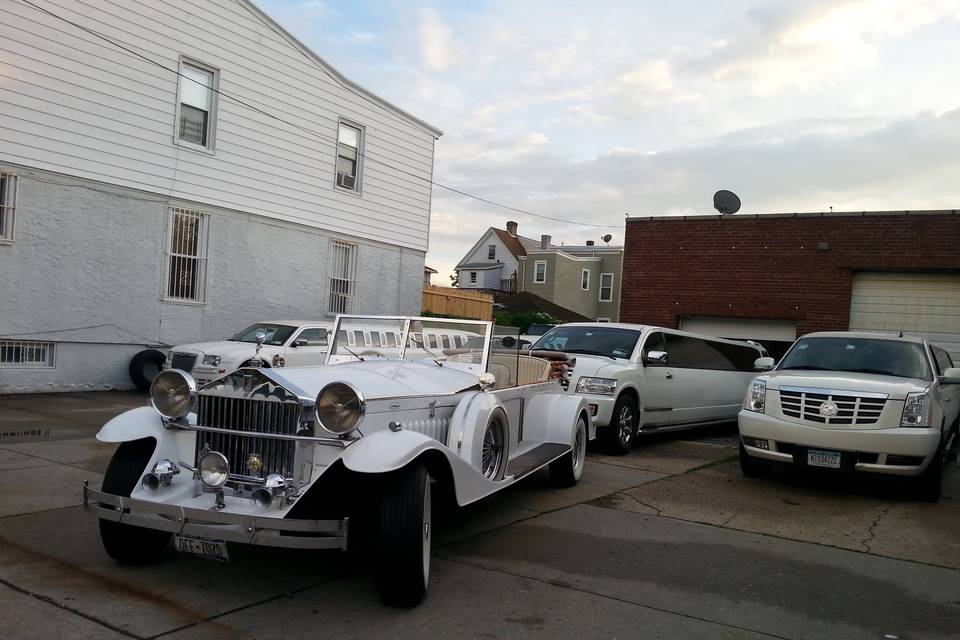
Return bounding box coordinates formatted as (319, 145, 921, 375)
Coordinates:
(83, 316, 590, 606)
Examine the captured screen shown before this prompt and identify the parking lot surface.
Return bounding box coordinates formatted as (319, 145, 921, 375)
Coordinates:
(2, 392, 958, 639)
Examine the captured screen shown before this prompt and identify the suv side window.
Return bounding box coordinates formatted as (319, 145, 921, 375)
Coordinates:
(933, 347, 953, 375)
(643, 332, 666, 365)
(295, 328, 328, 346)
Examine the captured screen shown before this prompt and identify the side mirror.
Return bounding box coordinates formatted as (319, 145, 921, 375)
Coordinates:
(643, 350, 668, 365)
(292, 339, 309, 348)
(500, 336, 517, 348)
(754, 357, 775, 371)
(941, 367, 960, 384)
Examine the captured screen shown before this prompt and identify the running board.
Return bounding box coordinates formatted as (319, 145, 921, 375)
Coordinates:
(505, 443, 569, 480)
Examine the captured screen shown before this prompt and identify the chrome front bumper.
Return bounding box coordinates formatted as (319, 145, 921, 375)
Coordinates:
(83, 483, 348, 550)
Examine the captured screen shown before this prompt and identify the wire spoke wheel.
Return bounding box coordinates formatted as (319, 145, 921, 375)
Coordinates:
(481, 417, 505, 479)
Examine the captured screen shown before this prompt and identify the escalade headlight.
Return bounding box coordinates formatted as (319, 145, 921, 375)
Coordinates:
(901, 392, 931, 427)
(202, 354, 221, 367)
(576, 377, 618, 395)
(316, 382, 365, 435)
(150, 369, 197, 419)
(744, 380, 766, 413)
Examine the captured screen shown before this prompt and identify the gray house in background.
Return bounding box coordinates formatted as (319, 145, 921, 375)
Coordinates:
(0, 0, 441, 393)
(454, 221, 623, 321)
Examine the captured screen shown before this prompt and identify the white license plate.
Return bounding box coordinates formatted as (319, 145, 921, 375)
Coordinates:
(174, 534, 229, 562)
(807, 449, 841, 469)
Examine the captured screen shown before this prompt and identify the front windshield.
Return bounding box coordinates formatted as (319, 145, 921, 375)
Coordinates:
(778, 337, 931, 380)
(231, 323, 296, 346)
(533, 326, 640, 360)
(327, 316, 490, 368)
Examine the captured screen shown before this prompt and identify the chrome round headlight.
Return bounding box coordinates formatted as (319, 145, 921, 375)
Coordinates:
(149, 369, 197, 419)
(315, 382, 365, 435)
(199, 451, 229, 488)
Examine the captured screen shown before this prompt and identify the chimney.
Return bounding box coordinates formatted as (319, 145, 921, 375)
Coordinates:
(540, 234, 552, 249)
(506, 221, 518, 236)
(585, 240, 595, 246)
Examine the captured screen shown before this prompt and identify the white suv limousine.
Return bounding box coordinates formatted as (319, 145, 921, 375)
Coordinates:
(739, 332, 960, 501)
(532, 323, 765, 453)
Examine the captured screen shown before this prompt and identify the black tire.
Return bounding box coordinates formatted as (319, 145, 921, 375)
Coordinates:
(601, 394, 637, 455)
(550, 413, 588, 487)
(739, 442, 772, 479)
(915, 445, 944, 503)
(128, 349, 165, 392)
(375, 464, 431, 607)
(99, 438, 172, 564)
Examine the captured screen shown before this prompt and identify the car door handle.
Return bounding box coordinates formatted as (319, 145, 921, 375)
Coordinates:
(665, 372, 673, 380)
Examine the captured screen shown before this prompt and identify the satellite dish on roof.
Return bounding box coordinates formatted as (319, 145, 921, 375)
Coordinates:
(602, 234, 613, 245)
(713, 190, 741, 215)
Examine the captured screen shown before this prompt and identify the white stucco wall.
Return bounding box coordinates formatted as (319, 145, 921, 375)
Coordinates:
(0, 167, 424, 393)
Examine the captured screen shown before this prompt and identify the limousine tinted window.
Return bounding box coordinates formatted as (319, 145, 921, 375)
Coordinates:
(643, 332, 666, 363)
(664, 334, 760, 372)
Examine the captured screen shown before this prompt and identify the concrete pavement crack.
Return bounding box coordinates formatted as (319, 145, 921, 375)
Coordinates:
(621, 491, 664, 516)
(0, 576, 142, 639)
(861, 504, 894, 554)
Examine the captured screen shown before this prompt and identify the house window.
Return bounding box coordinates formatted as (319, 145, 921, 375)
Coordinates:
(469, 271, 477, 284)
(581, 269, 590, 291)
(177, 60, 217, 149)
(336, 121, 363, 192)
(328, 239, 358, 314)
(165, 207, 210, 302)
(534, 260, 547, 283)
(0, 172, 17, 242)
(596, 317, 611, 323)
(599, 273, 614, 302)
(0, 340, 55, 368)
(488, 244, 496, 259)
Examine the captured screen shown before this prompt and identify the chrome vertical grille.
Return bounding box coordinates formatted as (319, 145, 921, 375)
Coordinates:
(195, 395, 303, 477)
(779, 387, 887, 425)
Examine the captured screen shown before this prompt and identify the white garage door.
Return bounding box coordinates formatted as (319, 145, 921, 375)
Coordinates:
(679, 317, 798, 342)
(849, 272, 960, 364)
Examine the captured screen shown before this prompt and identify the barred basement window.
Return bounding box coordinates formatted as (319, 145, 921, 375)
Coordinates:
(165, 207, 210, 302)
(0, 340, 55, 368)
(0, 172, 17, 242)
(328, 239, 358, 314)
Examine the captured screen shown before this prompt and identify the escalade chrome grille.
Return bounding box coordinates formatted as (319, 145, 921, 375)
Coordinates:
(779, 388, 887, 425)
(195, 395, 303, 477)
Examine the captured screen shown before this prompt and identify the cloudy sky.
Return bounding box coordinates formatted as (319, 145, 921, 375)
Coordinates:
(258, 0, 960, 281)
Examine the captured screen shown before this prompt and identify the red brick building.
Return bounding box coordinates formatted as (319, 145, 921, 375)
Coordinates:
(621, 210, 960, 359)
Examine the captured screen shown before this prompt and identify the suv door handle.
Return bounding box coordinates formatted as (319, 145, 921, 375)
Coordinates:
(665, 372, 673, 380)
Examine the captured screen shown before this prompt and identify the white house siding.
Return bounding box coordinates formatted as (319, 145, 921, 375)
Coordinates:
(0, 168, 424, 393)
(0, 0, 439, 251)
(456, 230, 519, 290)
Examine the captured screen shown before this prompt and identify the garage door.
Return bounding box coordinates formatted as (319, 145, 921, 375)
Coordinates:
(679, 317, 797, 341)
(849, 272, 960, 364)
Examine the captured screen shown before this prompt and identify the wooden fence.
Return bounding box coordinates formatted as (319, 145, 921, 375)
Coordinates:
(422, 284, 494, 321)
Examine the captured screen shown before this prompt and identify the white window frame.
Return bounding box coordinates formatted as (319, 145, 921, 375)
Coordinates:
(534, 260, 547, 284)
(164, 207, 210, 304)
(469, 271, 477, 284)
(0, 172, 17, 243)
(174, 57, 219, 153)
(328, 239, 358, 315)
(488, 244, 496, 260)
(335, 118, 364, 194)
(599, 272, 614, 302)
(0, 339, 56, 368)
(580, 269, 590, 291)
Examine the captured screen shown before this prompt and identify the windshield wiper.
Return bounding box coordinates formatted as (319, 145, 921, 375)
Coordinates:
(340, 344, 364, 362)
(409, 336, 442, 366)
(564, 348, 615, 360)
(837, 368, 905, 378)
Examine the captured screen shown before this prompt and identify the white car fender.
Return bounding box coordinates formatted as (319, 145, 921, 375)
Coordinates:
(97, 406, 166, 443)
(447, 391, 507, 472)
(522, 394, 593, 445)
(339, 428, 500, 506)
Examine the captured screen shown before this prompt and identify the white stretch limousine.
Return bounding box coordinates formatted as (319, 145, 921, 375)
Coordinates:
(533, 323, 766, 453)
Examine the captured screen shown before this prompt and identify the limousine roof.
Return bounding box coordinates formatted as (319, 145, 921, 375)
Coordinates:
(801, 331, 927, 344)
(556, 322, 761, 346)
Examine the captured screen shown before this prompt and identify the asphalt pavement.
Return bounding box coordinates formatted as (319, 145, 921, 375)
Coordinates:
(1, 392, 958, 639)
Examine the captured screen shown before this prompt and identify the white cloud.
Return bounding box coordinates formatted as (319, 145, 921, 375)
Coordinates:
(419, 8, 457, 71)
